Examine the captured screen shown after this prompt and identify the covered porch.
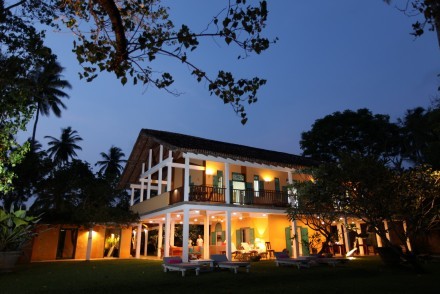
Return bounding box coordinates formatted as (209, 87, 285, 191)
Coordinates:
(131, 204, 298, 262)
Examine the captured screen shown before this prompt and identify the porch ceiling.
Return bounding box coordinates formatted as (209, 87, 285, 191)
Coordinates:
(140, 209, 280, 226)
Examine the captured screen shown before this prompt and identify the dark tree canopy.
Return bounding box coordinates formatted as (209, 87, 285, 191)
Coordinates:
(300, 108, 401, 164)
(399, 104, 440, 169)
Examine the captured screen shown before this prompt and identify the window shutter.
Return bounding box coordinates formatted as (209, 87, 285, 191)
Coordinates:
(249, 228, 255, 244)
(236, 229, 242, 247)
(211, 232, 216, 245)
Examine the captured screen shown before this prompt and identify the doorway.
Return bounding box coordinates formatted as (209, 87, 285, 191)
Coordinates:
(56, 228, 78, 259)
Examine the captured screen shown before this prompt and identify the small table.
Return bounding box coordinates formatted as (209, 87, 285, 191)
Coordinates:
(189, 259, 214, 272)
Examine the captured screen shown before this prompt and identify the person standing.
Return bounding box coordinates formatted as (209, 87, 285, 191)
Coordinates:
(196, 235, 203, 247)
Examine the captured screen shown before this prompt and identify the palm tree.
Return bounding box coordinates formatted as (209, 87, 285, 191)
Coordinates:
(31, 61, 71, 146)
(95, 146, 127, 180)
(45, 127, 83, 166)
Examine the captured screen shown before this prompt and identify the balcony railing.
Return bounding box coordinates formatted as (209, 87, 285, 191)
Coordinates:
(231, 189, 288, 207)
(169, 185, 288, 207)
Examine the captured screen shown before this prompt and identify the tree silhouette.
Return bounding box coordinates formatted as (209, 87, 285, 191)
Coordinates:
(31, 61, 71, 146)
(45, 127, 83, 166)
(95, 146, 127, 182)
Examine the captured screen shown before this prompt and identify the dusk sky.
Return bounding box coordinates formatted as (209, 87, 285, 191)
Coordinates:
(19, 1, 439, 168)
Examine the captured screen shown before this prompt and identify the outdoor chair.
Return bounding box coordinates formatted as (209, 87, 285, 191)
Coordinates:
(210, 254, 251, 274)
(265, 241, 275, 259)
(231, 242, 244, 260)
(162, 256, 200, 277)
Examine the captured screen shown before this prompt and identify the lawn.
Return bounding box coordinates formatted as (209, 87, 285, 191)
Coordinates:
(1, 257, 439, 294)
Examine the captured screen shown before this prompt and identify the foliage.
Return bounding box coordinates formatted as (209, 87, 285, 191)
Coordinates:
(289, 154, 440, 271)
(300, 108, 401, 164)
(95, 146, 127, 185)
(394, 165, 440, 239)
(30, 158, 138, 226)
(44, 126, 83, 166)
(0, 1, 57, 193)
(385, 0, 440, 45)
(1, 140, 52, 209)
(3, 0, 275, 124)
(0, 206, 40, 251)
(399, 104, 440, 169)
(287, 167, 343, 254)
(31, 60, 71, 145)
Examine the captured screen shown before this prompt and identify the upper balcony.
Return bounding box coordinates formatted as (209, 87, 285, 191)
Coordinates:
(171, 185, 289, 207)
(131, 184, 290, 216)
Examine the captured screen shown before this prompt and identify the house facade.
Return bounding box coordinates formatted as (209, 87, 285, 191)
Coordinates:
(119, 129, 367, 262)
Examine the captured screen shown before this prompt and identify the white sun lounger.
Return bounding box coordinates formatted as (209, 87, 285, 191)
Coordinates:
(274, 252, 312, 269)
(210, 254, 251, 274)
(162, 256, 200, 277)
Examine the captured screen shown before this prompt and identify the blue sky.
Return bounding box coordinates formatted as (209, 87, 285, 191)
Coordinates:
(20, 1, 439, 167)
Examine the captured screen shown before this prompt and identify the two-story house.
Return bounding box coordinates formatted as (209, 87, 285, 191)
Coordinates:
(118, 129, 322, 262)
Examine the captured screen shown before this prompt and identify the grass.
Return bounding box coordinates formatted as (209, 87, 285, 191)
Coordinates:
(1, 257, 439, 294)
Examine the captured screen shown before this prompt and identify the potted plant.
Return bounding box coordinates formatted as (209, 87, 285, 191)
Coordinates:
(0, 206, 40, 272)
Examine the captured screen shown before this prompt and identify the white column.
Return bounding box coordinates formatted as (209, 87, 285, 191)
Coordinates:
(158, 145, 163, 195)
(224, 163, 230, 204)
(182, 207, 190, 262)
(170, 220, 175, 246)
(144, 229, 149, 256)
(383, 221, 391, 243)
(183, 156, 190, 202)
(204, 213, 210, 259)
(376, 232, 383, 247)
(86, 227, 93, 261)
(140, 163, 145, 202)
(356, 222, 365, 255)
(287, 170, 293, 204)
(343, 218, 350, 255)
(402, 221, 412, 252)
(164, 213, 171, 257)
(147, 149, 152, 200)
(130, 187, 134, 206)
(140, 180, 145, 202)
(157, 223, 163, 258)
(226, 210, 232, 260)
(167, 151, 172, 192)
(291, 221, 299, 258)
(135, 223, 142, 258)
(297, 226, 303, 256)
(287, 170, 293, 184)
